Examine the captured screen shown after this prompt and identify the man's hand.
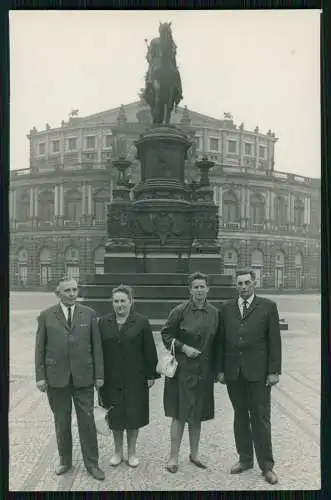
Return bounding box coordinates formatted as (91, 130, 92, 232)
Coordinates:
(147, 380, 155, 388)
(182, 344, 201, 359)
(95, 379, 104, 389)
(36, 380, 47, 392)
(216, 372, 225, 384)
(266, 374, 279, 387)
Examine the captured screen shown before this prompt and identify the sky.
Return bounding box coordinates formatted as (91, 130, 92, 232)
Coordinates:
(10, 9, 321, 178)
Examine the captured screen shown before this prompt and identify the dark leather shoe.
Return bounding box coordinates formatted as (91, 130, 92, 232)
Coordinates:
(264, 469, 278, 485)
(87, 466, 105, 481)
(166, 464, 178, 473)
(55, 464, 72, 476)
(230, 461, 254, 474)
(189, 455, 208, 469)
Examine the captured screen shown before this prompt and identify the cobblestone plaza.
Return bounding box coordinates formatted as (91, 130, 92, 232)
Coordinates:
(9, 293, 320, 491)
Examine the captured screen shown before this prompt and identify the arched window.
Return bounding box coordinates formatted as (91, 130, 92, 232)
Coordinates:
(65, 189, 82, 220)
(223, 191, 239, 223)
(17, 248, 28, 285)
(223, 249, 239, 283)
(251, 249, 264, 288)
(17, 190, 30, 221)
(274, 196, 287, 226)
(94, 190, 109, 223)
(39, 247, 52, 285)
(64, 246, 80, 281)
(39, 190, 54, 222)
(275, 251, 286, 289)
(295, 251, 304, 289)
(251, 193, 265, 225)
(294, 199, 304, 227)
(94, 246, 105, 274)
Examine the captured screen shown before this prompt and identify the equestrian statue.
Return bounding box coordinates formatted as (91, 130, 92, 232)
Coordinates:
(143, 22, 183, 125)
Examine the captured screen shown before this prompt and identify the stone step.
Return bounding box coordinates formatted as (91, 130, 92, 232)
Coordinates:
(86, 273, 233, 287)
(79, 284, 236, 300)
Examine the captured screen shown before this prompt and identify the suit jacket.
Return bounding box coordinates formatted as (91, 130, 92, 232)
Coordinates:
(215, 296, 282, 382)
(35, 302, 104, 388)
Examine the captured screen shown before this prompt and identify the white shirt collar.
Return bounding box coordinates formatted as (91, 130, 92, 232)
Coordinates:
(238, 294, 255, 307)
(60, 302, 75, 319)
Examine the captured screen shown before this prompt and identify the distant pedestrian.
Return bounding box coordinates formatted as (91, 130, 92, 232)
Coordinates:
(35, 277, 105, 481)
(161, 272, 221, 473)
(98, 284, 159, 468)
(215, 268, 282, 485)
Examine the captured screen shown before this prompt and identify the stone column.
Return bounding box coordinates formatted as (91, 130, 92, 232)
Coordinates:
(270, 190, 275, 225)
(291, 194, 295, 227)
(245, 186, 250, 226)
(60, 132, 64, 166)
(304, 194, 310, 225)
(307, 195, 311, 225)
(81, 183, 86, 216)
(110, 180, 113, 203)
(29, 187, 34, 218)
(267, 139, 272, 171)
(255, 134, 260, 169)
(34, 187, 38, 216)
(221, 131, 227, 164)
(97, 128, 102, 165)
(59, 185, 64, 217)
(240, 186, 246, 228)
(287, 192, 292, 226)
(54, 186, 59, 217)
(213, 185, 218, 205)
(218, 185, 223, 226)
(87, 184, 92, 215)
(239, 131, 244, 167)
(78, 128, 83, 164)
(265, 190, 271, 229)
(203, 128, 208, 154)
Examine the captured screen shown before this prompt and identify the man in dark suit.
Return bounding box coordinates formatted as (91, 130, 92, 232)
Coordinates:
(216, 268, 281, 485)
(35, 277, 105, 480)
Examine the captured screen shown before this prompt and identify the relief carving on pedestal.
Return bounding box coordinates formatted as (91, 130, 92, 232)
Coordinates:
(136, 212, 186, 245)
(107, 209, 129, 237)
(192, 213, 218, 239)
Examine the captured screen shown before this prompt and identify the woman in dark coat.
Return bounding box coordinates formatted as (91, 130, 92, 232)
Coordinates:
(161, 272, 221, 473)
(98, 285, 159, 468)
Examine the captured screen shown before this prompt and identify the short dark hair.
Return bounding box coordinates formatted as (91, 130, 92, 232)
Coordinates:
(54, 276, 78, 290)
(235, 268, 256, 281)
(112, 284, 134, 302)
(188, 272, 209, 287)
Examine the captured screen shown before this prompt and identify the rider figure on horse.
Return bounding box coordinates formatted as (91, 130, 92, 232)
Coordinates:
(143, 22, 183, 125)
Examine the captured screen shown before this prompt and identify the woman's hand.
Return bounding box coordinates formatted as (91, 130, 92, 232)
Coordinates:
(182, 344, 201, 358)
(147, 379, 155, 388)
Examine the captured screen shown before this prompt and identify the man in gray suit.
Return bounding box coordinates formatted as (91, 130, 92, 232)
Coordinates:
(35, 277, 105, 480)
(216, 269, 281, 485)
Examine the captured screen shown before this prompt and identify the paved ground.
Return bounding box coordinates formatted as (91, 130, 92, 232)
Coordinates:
(9, 293, 321, 491)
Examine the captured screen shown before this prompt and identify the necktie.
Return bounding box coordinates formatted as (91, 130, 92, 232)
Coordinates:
(242, 300, 248, 318)
(67, 306, 72, 328)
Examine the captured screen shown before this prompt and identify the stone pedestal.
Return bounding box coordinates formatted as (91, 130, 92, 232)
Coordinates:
(79, 124, 286, 329)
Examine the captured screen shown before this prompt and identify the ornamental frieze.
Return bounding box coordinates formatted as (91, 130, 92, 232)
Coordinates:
(135, 212, 189, 245)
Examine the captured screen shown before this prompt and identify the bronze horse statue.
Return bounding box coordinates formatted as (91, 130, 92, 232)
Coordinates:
(143, 22, 183, 125)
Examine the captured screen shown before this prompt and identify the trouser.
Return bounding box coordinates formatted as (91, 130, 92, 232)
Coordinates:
(47, 381, 98, 469)
(226, 372, 274, 472)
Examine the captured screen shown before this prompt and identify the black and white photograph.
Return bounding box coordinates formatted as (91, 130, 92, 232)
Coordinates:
(9, 9, 321, 491)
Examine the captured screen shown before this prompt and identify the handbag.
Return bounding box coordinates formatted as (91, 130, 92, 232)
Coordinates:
(156, 338, 178, 378)
(94, 390, 113, 436)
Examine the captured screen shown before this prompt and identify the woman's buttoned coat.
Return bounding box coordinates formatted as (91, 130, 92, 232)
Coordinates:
(98, 311, 159, 430)
(161, 300, 221, 423)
